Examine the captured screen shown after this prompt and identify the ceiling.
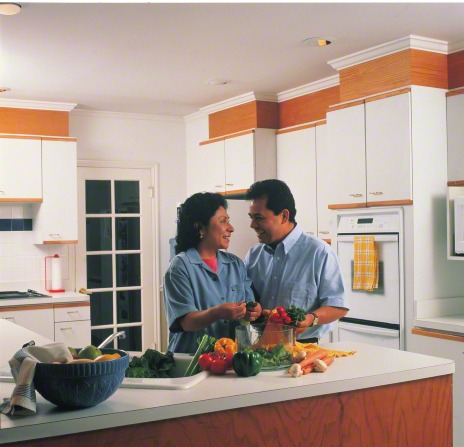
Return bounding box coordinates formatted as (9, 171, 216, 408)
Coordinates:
(1, 2, 464, 117)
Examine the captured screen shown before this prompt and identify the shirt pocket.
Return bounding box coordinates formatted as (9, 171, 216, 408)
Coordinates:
(227, 283, 245, 302)
(280, 281, 317, 309)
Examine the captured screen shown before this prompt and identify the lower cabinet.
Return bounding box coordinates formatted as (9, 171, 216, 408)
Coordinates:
(0, 307, 54, 340)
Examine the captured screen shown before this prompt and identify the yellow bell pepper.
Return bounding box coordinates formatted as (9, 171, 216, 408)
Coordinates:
(214, 337, 237, 355)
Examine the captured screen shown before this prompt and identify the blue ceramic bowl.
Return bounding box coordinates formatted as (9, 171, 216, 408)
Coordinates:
(34, 348, 129, 409)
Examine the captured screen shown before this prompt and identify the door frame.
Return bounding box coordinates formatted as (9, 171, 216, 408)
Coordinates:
(72, 159, 161, 350)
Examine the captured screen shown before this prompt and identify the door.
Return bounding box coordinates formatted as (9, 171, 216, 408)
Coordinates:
(336, 234, 400, 325)
(198, 140, 225, 193)
(224, 131, 255, 193)
(76, 163, 159, 355)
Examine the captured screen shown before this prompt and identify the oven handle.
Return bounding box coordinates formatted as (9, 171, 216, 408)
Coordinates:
(338, 322, 399, 337)
(337, 234, 398, 243)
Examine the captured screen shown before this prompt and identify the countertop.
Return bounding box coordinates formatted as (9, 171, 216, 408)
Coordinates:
(0, 342, 454, 445)
(414, 296, 464, 334)
(0, 291, 89, 308)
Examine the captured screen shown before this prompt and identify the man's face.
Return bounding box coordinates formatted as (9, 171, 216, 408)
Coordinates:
(248, 197, 287, 245)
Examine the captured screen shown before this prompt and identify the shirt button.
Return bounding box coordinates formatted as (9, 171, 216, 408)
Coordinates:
(276, 257, 280, 260)
(231, 286, 236, 291)
(273, 276, 277, 280)
(221, 297, 225, 301)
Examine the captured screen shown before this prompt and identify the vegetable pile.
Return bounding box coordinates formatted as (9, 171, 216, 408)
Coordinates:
(268, 305, 307, 326)
(288, 348, 335, 377)
(125, 349, 175, 378)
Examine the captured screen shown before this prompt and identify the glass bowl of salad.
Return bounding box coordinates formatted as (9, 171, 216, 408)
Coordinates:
(235, 323, 294, 370)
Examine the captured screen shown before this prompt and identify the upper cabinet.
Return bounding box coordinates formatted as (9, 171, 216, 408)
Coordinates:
(326, 89, 413, 209)
(195, 129, 276, 196)
(0, 136, 42, 202)
(33, 138, 78, 244)
(447, 89, 464, 184)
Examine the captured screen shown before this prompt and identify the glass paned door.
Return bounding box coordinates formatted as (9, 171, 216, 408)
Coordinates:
(77, 164, 159, 354)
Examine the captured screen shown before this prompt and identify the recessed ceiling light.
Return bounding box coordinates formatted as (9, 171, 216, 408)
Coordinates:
(0, 87, 11, 93)
(205, 78, 231, 86)
(303, 37, 335, 47)
(0, 3, 21, 15)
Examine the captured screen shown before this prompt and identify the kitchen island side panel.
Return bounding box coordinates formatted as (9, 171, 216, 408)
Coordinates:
(2, 375, 451, 447)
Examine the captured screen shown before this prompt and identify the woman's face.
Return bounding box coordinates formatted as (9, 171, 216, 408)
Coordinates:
(200, 206, 234, 251)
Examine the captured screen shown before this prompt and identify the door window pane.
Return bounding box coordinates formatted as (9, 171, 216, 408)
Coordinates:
(117, 290, 141, 324)
(86, 218, 112, 251)
(91, 328, 113, 349)
(116, 254, 141, 287)
(87, 254, 113, 288)
(117, 326, 142, 351)
(90, 291, 114, 325)
(86, 180, 111, 214)
(115, 181, 140, 213)
(116, 217, 140, 250)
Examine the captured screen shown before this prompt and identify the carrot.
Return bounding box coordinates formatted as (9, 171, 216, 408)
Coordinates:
(313, 356, 335, 372)
(302, 365, 314, 375)
(298, 348, 328, 369)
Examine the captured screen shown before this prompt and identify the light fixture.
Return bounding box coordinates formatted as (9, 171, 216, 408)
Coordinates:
(303, 37, 335, 47)
(0, 87, 11, 93)
(0, 3, 21, 15)
(205, 78, 231, 86)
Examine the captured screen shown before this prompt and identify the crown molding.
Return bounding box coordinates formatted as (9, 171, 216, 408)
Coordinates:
(71, 108, 183, 123)
(328, 35, 449, 71)
(199, 91, 278, 115)
(0, 98, 77, 111)
(183, 109, 208, 123)
(449, 39, 464, 54)
(277, 75, 340, 102)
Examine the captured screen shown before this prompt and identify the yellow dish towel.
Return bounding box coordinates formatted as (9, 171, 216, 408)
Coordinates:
(353, 235, 379, 291)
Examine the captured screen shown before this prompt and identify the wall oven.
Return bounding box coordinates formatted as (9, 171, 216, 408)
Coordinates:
(334, 208, 405, 350)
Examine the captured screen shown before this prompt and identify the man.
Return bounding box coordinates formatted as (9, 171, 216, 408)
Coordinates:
(244, 179, 348, 343)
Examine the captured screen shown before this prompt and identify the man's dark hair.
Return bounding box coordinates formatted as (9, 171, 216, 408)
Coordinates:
(246, 179, 296, 223)
(175, 192, 228, 254)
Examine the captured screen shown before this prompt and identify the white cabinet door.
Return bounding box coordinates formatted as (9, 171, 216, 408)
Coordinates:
(365, 92, 412, 203)
(0, 137, 42, 201)
(33, 139, 78, 244)
(315, 124, 335, 240)
(198, 140, 226, 193)
(55, 320, 91, 348)
(0, 307, 55, 340)
(277, 126, 317, 236)
(224, 132, 255, 193)
(326, 103, 366, 207)
(447, 92, 464, 183)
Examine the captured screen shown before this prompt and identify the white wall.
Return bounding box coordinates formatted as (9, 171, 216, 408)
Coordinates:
(70, 110, 186, 276)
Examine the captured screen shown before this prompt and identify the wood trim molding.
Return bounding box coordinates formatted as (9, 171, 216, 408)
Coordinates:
(223, 129, 254, 140)
(328, 203, 368, 210)
(41, 137, 77, 142)
(0, 198, 43, 203)
(412, 327, 464, 342)
(0, 108, 69, 137)
(222, 189, 248, 196)
(199, 136, 224, 146)
(0, 135, 42, 140)
(276, 123, 316, 135)
(53, 302, 90, 309)
(256, 101, 279, 129)
(366, 199, 413, 207)
(410, 49, 448, 89)
(43, 240, 78, 244)
(447, 180, 464, 186)
(0, 304, 55, 312)
(448, 49, 464, 90)
(328, 99, 364, 112)
(446, 87, 464, 98)
(364, 88, 411, 103)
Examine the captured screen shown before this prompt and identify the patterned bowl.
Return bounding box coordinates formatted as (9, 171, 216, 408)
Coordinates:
(34, 348, 129, 409)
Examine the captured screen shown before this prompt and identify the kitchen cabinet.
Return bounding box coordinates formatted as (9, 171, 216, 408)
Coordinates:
(33, 138, 78, 244)
(326, 89, 413, 209)
(277, 122, 333, 240)
(54, 303, 91, 347)
(196, 128, 276, 195)
(0, 306, 55, 340)
(447, 89, 464, 184)
(0, 136, 42, 202)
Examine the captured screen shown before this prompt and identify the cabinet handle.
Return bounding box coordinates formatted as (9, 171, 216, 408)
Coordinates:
(319, 231, 330, 234)
(349, 193, 363, 198)
(49, 233, 62, 239)
(2, 317, 15, 321)
(368, 191, 384, 195)
(214, 185, 224, 188)
(60, 327, 72, 331)
(226, 183, 234, 186)
(306, 232, 314, 235)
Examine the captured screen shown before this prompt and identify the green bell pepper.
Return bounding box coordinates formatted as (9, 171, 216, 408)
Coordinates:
(232, 350, 264, 377)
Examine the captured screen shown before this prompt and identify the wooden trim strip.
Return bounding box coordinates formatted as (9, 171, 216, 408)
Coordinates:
(0, 198, 42, 203)
(315, 120, 327, 126)
(446, 88, 464, 98)
(447, 180, 464, 186)
(199, 136, 224, 146)
(223, 129, 254, 140)
(43, 240, 78, 244)
(42, 137, 77, 142)
(328, 99, 364, 113)
(222, 189, 248, 196)
(0, 304, 55, 312)
(276, 123, 316, 135)
(366, 199, 413, 207)
(412, 327, 464, 342)
(0, 135, 42, 140)
(364, 88, 411, 103)
(328, 203, 368, 210)
(53, 302, 90, 309)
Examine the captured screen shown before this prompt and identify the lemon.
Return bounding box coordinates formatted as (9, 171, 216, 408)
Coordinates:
(78, 345, 102, 360)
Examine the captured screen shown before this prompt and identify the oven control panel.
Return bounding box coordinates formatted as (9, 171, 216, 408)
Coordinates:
(337, 212, 401, 233)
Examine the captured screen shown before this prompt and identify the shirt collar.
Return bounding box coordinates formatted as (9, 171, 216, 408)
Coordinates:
(185, 248, 232, 265)
(264, 224, 303, 255)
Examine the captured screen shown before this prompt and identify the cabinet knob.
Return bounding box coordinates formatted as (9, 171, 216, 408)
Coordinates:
(349, 193, 363, 198)
(319, 231, 330, 234)
(369, 191, 384, 195)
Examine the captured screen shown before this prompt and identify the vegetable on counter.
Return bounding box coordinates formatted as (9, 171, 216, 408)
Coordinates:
(214, 337, 237, 355)
(125, 349, 175, 378)
(184, 334, 217, 377)
(254, 340, 292, 368)
(232, 351, 264, 377)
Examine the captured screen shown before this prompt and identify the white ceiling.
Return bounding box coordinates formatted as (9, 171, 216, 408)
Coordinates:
(1, 2, 464, 117)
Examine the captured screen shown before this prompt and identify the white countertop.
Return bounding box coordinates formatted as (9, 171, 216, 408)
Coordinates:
(0, 342, 454, 445)
(0, 291, 89, 308)
(414, 297, 464, 334)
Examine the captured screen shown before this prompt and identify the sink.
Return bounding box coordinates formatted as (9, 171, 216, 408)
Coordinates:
(120, 354, 208, 390)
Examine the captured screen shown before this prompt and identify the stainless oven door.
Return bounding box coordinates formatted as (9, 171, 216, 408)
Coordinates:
(336, 234, 400, 325)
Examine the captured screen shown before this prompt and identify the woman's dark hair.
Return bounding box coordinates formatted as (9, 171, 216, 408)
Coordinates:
(175, 192, 228, 254)
(245, 179, 296, 223)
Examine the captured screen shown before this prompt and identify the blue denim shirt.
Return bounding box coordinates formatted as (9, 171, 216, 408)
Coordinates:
(164, 248, 254, 353)
(244, 225, 347, 339)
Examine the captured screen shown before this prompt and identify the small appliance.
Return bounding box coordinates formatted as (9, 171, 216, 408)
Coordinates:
(45, 254, 65, 293)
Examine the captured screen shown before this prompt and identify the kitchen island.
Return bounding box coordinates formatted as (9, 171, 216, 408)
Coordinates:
(0, 342, 454, 447)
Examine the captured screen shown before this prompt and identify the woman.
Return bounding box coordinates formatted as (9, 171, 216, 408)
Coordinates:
(164, 192, 261, 353)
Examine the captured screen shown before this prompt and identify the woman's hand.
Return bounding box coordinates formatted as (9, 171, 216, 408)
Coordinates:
(244, 302, 262, 322)
(218, 301, 247, 321)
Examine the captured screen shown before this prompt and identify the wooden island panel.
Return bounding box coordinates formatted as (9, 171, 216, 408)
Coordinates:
(6, 374, 451, 447)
